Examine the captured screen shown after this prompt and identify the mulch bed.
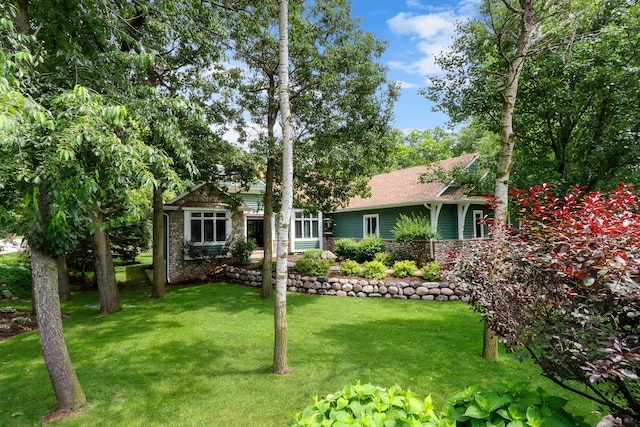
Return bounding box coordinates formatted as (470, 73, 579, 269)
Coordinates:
(0, 310, 38, 340)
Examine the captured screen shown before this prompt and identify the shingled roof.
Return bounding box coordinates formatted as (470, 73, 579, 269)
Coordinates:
(335, 153, 483, 212)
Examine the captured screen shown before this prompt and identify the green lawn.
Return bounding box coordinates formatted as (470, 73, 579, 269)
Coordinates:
(0, 260, 602, 426)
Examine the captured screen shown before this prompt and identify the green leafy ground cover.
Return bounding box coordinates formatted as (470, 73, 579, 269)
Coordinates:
(0, 257, 600, 426)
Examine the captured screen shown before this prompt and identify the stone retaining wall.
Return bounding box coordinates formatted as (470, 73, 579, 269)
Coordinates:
(223, 266, 469, 302)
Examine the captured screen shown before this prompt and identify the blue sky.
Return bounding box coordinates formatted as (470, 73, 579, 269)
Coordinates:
(349, 0, 480, 132)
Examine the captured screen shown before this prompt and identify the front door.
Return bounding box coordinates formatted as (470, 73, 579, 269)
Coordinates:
(247, 219, 265, 248)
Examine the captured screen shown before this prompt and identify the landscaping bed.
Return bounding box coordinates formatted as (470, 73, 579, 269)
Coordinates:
(0, 308, 37, 340)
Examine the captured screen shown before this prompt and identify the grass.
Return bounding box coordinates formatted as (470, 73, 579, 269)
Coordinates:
(0, 257, 602, 426)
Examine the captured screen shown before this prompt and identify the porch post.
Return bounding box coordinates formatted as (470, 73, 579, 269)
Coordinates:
(457, 203, 470, 240)
(430, 203, 443, 235)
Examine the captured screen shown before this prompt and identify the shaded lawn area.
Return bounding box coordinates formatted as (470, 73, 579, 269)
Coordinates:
(0, 281, 601, 426)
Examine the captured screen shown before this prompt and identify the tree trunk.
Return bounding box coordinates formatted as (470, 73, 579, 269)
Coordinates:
(57, 256, 70, 302)
(482, 321, 499, 360)
(273, 0, 292, 375)
(486, 0, 537, 361)
(92, 209, 122, 315)
(261, 156, 275, 298)
(31, 248, 87, 410)
(151, 183, 167, 298)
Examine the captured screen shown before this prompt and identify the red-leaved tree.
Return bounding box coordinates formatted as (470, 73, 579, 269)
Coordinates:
(451, 183, 640, 423)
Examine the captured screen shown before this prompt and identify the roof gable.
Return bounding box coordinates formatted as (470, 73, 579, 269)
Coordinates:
(335, 153, 482, 212)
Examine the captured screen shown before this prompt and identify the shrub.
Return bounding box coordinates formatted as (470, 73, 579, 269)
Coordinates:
(452, 183, 640, 422)
(361, 260, 386, 280)
(392, 260, 417, 278)
(11, 316, 31, 325)
(292, 258, 331, 276)
(373, 251, 392, 267)
(339, 260, 361, 276)
(432, 382, 589, 427)
(289, 382, 436, 427)
(421, 262, 442, 281)
(303, 248, 323, 259)
(0, 253, 32, 299)
(334, 238, 358, 260)
(232, 237, 256, 265)
(256, 258, 277, 271)
(391, 212, 439, 242)
(354, 235, 386, 263)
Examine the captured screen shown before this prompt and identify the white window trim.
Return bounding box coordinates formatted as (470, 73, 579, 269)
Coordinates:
(293, 210, 322, 241)
(363, 214, 380, 237)
(183, 208, 231, 246)
(473, 210, 485, 239)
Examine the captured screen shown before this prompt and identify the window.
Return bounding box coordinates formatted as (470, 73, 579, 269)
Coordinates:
(294, 211, 319, 239)
(363, 214, 379, 237)
(186, 211, 229, 244)
(473, 210, 485, 238)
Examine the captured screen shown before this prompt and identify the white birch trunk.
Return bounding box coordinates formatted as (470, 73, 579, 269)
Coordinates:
(486, 0, 537, 361)
(273, 0, 292, 375)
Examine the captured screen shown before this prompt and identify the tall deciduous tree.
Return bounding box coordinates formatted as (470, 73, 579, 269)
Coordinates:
(426, 0, 584, 359)
(273, 0, 292, 375)
(226, 0, 398, 297)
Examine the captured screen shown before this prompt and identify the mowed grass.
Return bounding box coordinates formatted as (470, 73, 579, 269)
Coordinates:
(0, 264, 601, 426)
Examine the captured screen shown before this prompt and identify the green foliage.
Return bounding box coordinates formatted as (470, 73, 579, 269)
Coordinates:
(289, 382, 436, 427)
(334, 238, 358, 260)
(373, 251, 392, 267)
(421, 262, 442, 281)
(392, 260, 417, 278)
(431, 382, 589, 427)
(292, 258, 331, 276)
(303, 249, 323, 259)
(257, 258, 277, 271)
(0, 253, 32, 299)
(232, 238, 256, 266)
(339, 260, 361, 276)
(11, 316, 31, 325)
(109, 219, 152, 264)
(392, 213, 439, 242)
(361, 260, 387, 280)
(354, 235, 387, 263)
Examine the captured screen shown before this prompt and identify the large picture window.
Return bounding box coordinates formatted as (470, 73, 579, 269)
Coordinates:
(294, 211, 319, 239)
(186, 211, 229, 244)
(363, 214, 379, 237)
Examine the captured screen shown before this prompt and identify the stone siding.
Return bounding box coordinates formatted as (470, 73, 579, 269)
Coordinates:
(223, 265, 470, 302)
(166, 184, 245, 283)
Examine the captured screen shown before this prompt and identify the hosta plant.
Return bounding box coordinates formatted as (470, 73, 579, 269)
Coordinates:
(429, 382, 589, 427)
(289, 382, 436, 427)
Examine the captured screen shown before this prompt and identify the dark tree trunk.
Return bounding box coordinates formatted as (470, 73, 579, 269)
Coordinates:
(32, 248, 86, 410)
(57, 256, 70, 302)
(151, 183, 166, 298)
(261, 156, 275, 298)
(92, 209, 122, 315)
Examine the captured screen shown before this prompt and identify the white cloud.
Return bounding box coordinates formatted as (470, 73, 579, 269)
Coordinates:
(386, 2, 478, 78)
(394, 80, 419, 89)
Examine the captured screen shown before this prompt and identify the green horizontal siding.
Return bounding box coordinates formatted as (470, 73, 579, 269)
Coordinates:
(330, 203, 491, 241)
(436, 204, 457, 240)
(294, 240, 320, 251)
(463, 204, 491, 239)
(237, 193, 264, 212)
(331, 206, 431, 240)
